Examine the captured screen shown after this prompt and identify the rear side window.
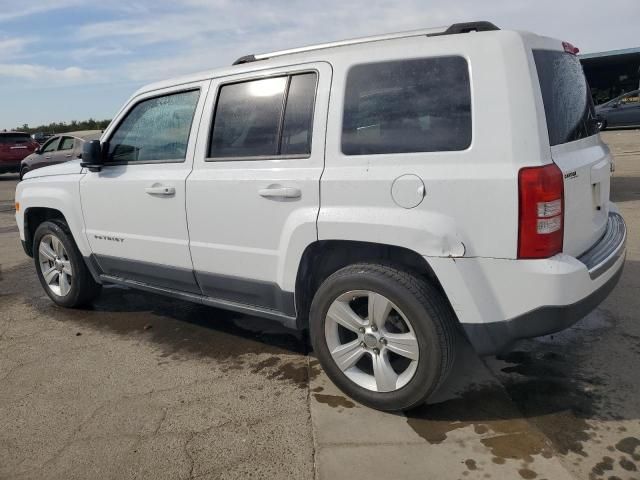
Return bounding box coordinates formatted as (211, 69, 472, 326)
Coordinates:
(0, 134, 30, 144)
(342, 56, 471, 155)
(533, 50, 598, 146)
(107, 90, 200, 163)
(209, 72, 317, 159)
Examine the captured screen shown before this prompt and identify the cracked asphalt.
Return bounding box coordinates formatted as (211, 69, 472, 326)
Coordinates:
(1, 129, 640, 480)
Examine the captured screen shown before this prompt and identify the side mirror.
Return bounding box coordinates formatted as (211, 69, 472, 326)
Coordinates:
(80, 140, 105, 172)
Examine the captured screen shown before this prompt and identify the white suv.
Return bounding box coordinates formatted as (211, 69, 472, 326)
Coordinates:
(15, 22, 627, 411)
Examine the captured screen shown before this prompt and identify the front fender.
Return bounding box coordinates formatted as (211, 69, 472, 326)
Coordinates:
(15, 174, 90, 256)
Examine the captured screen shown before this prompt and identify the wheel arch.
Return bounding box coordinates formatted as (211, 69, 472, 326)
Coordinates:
(294, 240, 454, 330)
(17, 175, 91, 259)
(23, 207, 67, 257)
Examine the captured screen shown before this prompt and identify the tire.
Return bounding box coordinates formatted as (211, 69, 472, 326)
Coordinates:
(309, 263, 456, 411)
(33, 220, 101, 308)
(19, 167, 28, 181)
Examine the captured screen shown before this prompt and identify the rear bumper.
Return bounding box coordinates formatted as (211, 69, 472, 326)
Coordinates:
(463, 259, 624, 354)
(578, 212, 626, 279)
(429, 212, 627, 355)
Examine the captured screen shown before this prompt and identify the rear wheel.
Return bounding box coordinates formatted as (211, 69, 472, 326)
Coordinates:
(34, 220, 101, 308)
(309, 263, 456, 411)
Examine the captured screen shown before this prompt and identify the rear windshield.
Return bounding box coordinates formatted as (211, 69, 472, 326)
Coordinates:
(533, 50, 598, 146)
(0, 134, 31, 144)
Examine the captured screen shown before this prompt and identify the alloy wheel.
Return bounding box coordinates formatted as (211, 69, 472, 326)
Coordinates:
(324, 290, 419, 392)
(38, 234, 73, 296)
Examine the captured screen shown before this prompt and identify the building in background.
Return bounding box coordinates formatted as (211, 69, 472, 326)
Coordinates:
(581, 47, 640, 105)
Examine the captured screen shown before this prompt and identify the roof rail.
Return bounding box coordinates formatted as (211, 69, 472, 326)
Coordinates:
(231, 21, 500, 66)
(427, 21, 499, 36)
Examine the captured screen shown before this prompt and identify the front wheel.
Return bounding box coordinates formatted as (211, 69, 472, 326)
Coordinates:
(19, 167, 29, 181)
(309, 263, 457, 411)
(34, 220, 102, 308)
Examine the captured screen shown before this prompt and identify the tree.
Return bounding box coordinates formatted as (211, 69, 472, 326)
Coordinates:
(14, 119, 111, 134)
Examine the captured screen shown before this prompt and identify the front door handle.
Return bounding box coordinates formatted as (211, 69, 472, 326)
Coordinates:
(145, 184, 175, 196)
(258, 186, 301, 199)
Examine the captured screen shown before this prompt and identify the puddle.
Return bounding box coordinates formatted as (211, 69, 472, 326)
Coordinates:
(406, 346, 607, 466)
(615, 436, 640, 459)
(313, 393, 355, 409)
(0, 262, 316, 385)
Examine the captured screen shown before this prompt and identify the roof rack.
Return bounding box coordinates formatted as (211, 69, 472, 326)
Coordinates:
(232, 21, 499, 65)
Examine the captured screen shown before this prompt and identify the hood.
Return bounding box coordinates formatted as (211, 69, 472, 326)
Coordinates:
(22, 159, 84, 180)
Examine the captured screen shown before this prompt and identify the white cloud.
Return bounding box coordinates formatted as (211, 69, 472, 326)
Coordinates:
(72, 0, 640, 86)
(0, 63, 98, 84)
(0, 0, 84, 22)
(0, 36, 36, 61)
(69, 46, 132, 61)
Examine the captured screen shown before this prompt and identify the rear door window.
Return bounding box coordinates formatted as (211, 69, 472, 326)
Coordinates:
(280, 73, 317, 155)
(210, 77, 287, 158)
(342, 56, 472, 155)
(209, 72, 318, 159)
(533, 50, 598, 146)
(59, 137, 75, 151)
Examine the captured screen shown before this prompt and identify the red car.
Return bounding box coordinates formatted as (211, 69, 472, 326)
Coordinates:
(0, 132, 39, 175)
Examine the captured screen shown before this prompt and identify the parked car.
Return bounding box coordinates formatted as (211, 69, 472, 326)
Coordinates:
(595, 89, 640, 130)
(0, 132, 39, 175)
(19, 131, 102, 180)
(15, 22, 626, 411)
(32, 132, 54, 144)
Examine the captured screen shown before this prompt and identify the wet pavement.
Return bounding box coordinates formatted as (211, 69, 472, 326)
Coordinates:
(1, 129, 639, 479)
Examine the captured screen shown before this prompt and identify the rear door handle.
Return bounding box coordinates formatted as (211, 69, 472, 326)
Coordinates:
(258, 186, 301, 198)
(65, 154, 72, 158)
(145, 184, 175, 196)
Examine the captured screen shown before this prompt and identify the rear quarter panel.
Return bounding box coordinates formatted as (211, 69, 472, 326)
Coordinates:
(319, 31, 548, 259)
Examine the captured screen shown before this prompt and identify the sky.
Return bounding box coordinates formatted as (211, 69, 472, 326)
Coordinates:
(1, 0, 639, 130)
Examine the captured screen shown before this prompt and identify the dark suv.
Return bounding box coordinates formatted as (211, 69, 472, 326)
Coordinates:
(0, 132, 39, 175)
(20, 130, 102, 180)
(595, 89, 640, 130)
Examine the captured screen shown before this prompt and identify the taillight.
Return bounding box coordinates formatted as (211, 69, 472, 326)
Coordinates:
(518, 163, 564, 259)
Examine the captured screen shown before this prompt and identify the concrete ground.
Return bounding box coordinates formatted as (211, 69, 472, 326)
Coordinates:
(1, 129, 639, 480)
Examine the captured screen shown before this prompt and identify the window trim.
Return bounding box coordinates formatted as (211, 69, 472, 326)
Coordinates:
(340, 55, 473, 156)
(206, 69, 319, 162)
(102, 87, 202, 167)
